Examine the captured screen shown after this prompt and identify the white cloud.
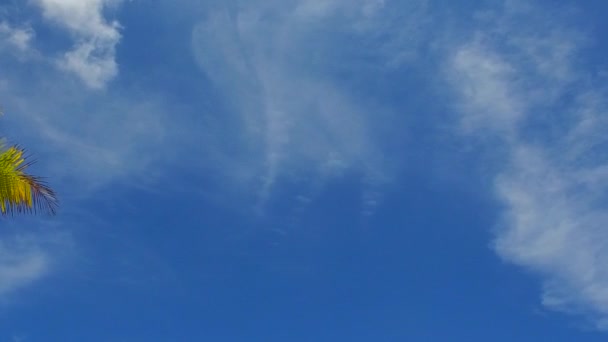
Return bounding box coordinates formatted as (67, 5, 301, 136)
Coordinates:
(0, 244, 47, 296)
(294, 0, 385, 19)
(59, 39, 117, 89)
(0, 231, 69, 298)
(446, 1, 608, 328)
(34, 0, 122, 88)
(447, 42, 523, 135)
(0, 22, 34, 53)
(494, 144, 608, 322)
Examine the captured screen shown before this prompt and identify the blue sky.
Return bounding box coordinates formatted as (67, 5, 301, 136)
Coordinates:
(1, 0, 608, 340)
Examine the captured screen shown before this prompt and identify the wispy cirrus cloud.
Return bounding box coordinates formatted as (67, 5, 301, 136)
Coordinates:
(34, 0, 122, 88)
(191, 0, 427, 209)
(446, 0, 608, 328)
(0, 77, 169, 194)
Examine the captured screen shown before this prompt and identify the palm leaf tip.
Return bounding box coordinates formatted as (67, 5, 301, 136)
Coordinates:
(0, 145, 58, 216)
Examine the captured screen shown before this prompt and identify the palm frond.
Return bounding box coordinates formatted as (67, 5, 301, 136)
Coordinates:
(0, 145, 57, 215)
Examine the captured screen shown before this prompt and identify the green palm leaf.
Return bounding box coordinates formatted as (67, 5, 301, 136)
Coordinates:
(0, 145, 57, 215)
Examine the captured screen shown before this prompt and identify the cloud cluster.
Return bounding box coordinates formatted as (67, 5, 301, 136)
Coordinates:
(0, 1, 140, 302)
(0, 1, 168, 193)
(446, 1, 608, 328)
(34, 0, 122, 88)
(6, 0, 608, 331)
(0, 0, 164, 301)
